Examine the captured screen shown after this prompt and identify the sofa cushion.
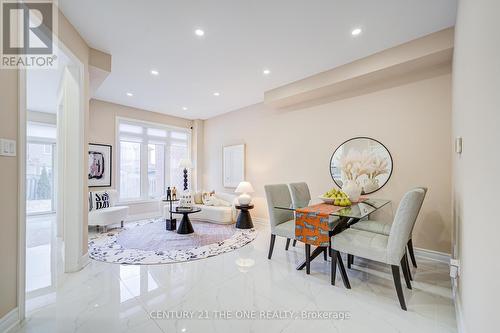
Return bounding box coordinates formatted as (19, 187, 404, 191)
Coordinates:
(88, 206, 129, 226)
(189, 205, 234, 224)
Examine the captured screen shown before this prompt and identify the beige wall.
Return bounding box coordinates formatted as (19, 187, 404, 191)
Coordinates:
(453, 0, 500, 332)
(0, 69, 19, 318)
(204, 73, 452, 253)
(88, 99, 192, 216)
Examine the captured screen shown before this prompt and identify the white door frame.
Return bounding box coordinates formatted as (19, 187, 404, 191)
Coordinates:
(17, 38, 86, 321)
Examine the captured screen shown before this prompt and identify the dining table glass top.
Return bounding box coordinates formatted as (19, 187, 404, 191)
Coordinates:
(274, 198, 391, 220)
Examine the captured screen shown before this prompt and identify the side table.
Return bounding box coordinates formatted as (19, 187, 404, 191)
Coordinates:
(235, 204, 254, 229)
(170, 207, 202, 234)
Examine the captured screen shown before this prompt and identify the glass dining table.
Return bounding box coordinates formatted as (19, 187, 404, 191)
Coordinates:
(275, 198, 391, 271)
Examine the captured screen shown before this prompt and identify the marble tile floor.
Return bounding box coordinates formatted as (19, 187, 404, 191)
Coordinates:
(13, 221, 457, 333)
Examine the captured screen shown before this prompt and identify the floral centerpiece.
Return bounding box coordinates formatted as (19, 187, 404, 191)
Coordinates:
(338, 149, 389, 199)
(362, 153, 389, 193)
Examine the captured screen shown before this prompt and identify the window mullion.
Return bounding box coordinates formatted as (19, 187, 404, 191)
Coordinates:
(141, 133, 149, 200)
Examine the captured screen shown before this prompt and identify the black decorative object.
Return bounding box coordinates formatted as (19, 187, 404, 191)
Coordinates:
(235, 204, 254, 229)
(183, 169, 188, 191)
(166, 186, 171, 200)
(162, 198, 179, 231)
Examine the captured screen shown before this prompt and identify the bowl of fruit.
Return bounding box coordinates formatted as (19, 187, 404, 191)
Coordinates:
(319, 189, 352, 207)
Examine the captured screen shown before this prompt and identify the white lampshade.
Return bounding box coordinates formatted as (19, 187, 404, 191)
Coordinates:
(235, 181, 254, 194)
(179, 159, 192, 169)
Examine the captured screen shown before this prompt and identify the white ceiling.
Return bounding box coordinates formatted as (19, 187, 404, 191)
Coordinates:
(59, 0, 457, 120)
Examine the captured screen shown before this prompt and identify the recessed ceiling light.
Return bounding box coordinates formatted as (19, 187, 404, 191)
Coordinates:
(351, 28, 362, 36)
(194, 28, 205, 37)
(213, 92, 220, 96)
(150, 69, 159, 76)
(182, 106, 188, 111)
(126, 92, 133, 97)
(263, 69, 271, 75)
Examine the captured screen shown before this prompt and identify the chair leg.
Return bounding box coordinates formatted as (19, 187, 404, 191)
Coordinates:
(401, 255, 412, 289)
(323, 248, 328, 261)
(267, 234, 276, 259)
(293, 239, 297, 247)
(405, 251, 413, 281)
(285, 238, 291, 250)
(331, 249, 338, 285)
(336, 252, 351, 289)
(305, 244, 311, 275)
(347, 254, 353, 269)
(407, 239, 417, 268)
(391, 265, 407, 311)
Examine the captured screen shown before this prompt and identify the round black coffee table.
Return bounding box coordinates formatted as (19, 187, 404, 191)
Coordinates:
(235, 204, 254, 229)
(170, 207, 201, 234)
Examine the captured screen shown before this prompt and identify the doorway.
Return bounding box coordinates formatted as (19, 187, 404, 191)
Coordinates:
(25, 122, 58, 312)
(20, 41, 86, 317)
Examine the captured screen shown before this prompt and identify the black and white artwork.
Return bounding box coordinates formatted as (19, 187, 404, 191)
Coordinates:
(88, 144, 112, 187)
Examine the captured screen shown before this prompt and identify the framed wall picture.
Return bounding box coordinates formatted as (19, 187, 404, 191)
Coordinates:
(88, 143, 112, 187)
(223, 144, 245, 188)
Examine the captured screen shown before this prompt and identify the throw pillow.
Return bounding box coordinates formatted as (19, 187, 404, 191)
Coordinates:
(89, 191, 111, 211)
(193, 192, 203, 204)
(202, 191, 213, 205)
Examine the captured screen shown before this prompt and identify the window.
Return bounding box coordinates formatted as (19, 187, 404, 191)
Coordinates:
(117, 119, 190, 201)
(27, 122, 56, 214)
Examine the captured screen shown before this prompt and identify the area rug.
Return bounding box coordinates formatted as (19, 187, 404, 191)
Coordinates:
(88, 219, 257, 265)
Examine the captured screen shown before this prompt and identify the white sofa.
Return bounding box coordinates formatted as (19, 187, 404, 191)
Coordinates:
(163, 192, 237, 225)
(88, 190, 129, 232)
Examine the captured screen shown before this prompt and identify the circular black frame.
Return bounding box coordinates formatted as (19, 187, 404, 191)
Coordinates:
(329, 136, 393, 195)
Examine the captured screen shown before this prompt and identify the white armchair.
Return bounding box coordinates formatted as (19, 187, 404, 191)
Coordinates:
(88, 190, 129, 232)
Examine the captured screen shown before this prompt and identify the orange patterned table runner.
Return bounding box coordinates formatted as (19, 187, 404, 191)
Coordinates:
(295, 199, 366, 246)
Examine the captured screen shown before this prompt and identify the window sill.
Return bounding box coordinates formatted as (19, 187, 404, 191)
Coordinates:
(117, 199, 160, 206)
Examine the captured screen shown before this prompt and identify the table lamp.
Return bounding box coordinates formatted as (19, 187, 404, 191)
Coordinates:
(235, 181, 254, 205)
(179, 159, 192, 191)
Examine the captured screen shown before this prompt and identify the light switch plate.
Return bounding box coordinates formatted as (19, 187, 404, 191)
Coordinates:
(455, 137, 463, 154)
(0, 138, 16, 157)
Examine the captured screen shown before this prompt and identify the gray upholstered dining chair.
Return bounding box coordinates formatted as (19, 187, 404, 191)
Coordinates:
(264, 184, 296, 259)
(350, 187, 427, 271)
(330, 188, 426, 310)
(288, 182, 311, 249)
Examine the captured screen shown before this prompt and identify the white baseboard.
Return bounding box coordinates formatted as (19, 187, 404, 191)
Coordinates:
(0, 308, 19, 333)
(414, 247, 450, 264)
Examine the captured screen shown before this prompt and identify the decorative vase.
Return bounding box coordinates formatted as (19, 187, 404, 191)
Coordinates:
(363, 178, 379, 193)
(342, 180, 362, 202)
